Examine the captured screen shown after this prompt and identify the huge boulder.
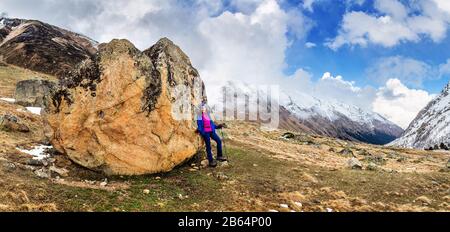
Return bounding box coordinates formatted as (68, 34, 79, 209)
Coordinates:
(14, 79, 56, 107)
(43, 38, 206, 175)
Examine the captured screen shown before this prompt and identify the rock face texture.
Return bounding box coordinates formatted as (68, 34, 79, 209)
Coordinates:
(0, 114, 30, 133)
(14, 79, 56, 107)
(43, 38, 206, 175)
(390, 82, 450, 149)
(0, 17, 97, 76)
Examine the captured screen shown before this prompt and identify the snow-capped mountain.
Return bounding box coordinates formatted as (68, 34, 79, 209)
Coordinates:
(0, 17, 98, 76)
(211, 81, 403, 145)
(389, 82, 450, 149)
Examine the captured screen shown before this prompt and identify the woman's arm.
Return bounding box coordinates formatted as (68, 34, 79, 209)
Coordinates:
(197, 119, 205, 136)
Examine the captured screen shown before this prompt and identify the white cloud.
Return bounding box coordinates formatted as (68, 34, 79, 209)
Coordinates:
(314, 72, 376, 110)
(373, 79, 434, 129)
(305, 42, 316, 48)
(439, 58, 450, 77)
(303, 0, 316, 12)
(433, 0, 450, 14)
(374, 0, 408, 20)
(197, 0, 311, 101)
(366, 56, 436, 88)
(328, 0, 450, 50)
(1, 0, 315, 102)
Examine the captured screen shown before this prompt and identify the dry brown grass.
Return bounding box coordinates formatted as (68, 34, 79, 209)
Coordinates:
(0, 63, 55, 97)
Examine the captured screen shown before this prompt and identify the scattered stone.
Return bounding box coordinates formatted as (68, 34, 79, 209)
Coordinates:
(358, 149, 371, 156)
(0, 114, 30, 133)
(366, 162, 379, 171)
(347, 158, 363, 170)
(281, 132, 295, 139)
(302, 172, 319, 184)
(55, 155, 72, 167)
(326, 208, 333, 212)
(396, 156, 407, 163)
(26, 159, 46, 167)
(2, 162, 16, 172)
(386, 152, 399, 159)
(155, 176, 161, 180)
(200, 160, 209, 168)
(279, 204, 289, 209)
(49, 166, 69, 177)
(218, 161, 230, 168)
(34, 168, 50, 179)
(439, 202, 449, 208)
(215, 172, 228, 180)
(294, 202, 303, 208)
(268, 210, 279, 212)
(339, 148, 355, 157)
(100, 179, 108, 187)
(415, 196, 432, 205)
(253, 164, 258, 167)
(16, 163, 37, 171)
(364, 154, 387, 166)
(443, 195, 450, 202)
(84, 180, 96, 185)
(189, 168, 197, 172)
(143, 189, 150, 195)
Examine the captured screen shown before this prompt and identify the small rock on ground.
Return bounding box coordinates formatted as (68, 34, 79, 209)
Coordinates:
(347, 158, 363, 170)
(34, 168, 50, 178)
(215, 172, 228, 180)
(2, 162, 16, 172)
(49, 166, 69, 177)
(415, 196, 432, 205)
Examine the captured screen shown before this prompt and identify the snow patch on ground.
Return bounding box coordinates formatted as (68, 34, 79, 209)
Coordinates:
(26, 107, 42, 115)
(0, 97, 15, 103)
(17, 145, 53, 160)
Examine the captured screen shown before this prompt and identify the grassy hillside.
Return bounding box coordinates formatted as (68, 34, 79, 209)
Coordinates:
(0, 137, 449, 212)
(0, 62, 56, 97)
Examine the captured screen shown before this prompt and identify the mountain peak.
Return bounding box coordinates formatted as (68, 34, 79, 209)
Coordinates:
(390, 82, 450, 149)
(156, 37, 175, 46)
(0, 17, 97, 76)
(212, 80, 403, 145)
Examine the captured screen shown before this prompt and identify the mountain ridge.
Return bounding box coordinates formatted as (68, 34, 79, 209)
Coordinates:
(390, 81, 450, 149)
(0, 17, 97, 76)
(212, 81, 403, 145)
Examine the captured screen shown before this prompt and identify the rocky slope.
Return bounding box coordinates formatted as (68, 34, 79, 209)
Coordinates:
(43, 38, 205, 175)
(0, 17, 97, 76)
(390, 82, 450, 149)
(283, 92, 403, 145)
(212, 81, 403, 145)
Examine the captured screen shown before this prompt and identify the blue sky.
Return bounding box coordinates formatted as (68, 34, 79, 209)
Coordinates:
(1, 0, 449, 128)
(280, 0, 449, 93)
